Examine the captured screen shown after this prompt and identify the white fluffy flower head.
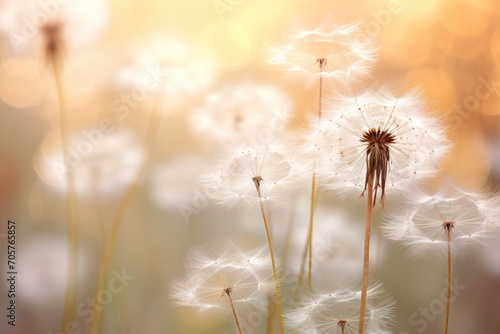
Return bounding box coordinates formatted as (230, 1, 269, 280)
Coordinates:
(267, 18, 377, 85)
(172, 242, 275, 317)
(203, 143, 296, 208)
(383, 184, 500, 261)
(319, 89, 450, 207)
(285, 282, 395, 333)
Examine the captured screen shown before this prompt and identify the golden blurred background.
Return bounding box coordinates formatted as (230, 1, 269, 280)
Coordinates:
(0, 0, 500, 333)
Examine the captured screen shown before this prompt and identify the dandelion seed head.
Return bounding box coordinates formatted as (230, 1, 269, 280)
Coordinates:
(383, 183, 500, 262)
(285, 283, 395, 334)
(172, 242, 275, 317)
(319, 89, 450, 206)
(202, 142, 296, 208)
(267, 18, 377, 86)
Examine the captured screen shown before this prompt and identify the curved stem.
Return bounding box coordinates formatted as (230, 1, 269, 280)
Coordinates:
(87, 98, 162, 334)
(358, 176, 374, 334)
(444, 233, 452, 334)
(255, 183, 284, 334)
(53, 61, 80, 333)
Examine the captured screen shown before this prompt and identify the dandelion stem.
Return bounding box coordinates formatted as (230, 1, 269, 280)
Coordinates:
(227, 290, 244, 334)
(52, 59, 80, 333)
(307, 171, 317, 290)
(87, 95, 163, 334)
(294, 232, 309, 302)
(444, 231, 452, 334)
(254, 181, 285, 334)
(317, 58, 326, 119)
(358, 175, 374, 334)
(266, 294, 275, 334)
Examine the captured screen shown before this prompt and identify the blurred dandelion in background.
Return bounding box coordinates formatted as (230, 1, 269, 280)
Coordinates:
(33, 131, 144, 197)
(17, 235, 89, 304)
(189, 82, 292, 145)
(0, 0, 107, 57)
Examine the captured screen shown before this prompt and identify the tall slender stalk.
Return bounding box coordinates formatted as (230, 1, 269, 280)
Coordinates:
(358, 175, 374, 334)
(444, 229, 452, 334)
(226, 289, 244, 334)
(302, 58, 327, 291)
(253, 178, 284, 334)
(87, 97, 163, 334)
(52, 60, 80, 333)
(307, 171, 316, 290)
(294, 232, 309, 302)
(266, 294, 275, 334)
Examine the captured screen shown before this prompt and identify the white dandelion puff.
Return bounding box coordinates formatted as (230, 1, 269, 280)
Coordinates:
(172, 242, 275, 333)
(284, 282, 395, 334)
(382, 183, 500, 261)
(202, 142, 296, 209)
(267, 18, 378, 86)
(320, 89, 450, 207)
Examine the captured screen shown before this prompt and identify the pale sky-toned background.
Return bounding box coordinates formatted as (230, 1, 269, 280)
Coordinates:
(1, 0, 500, 333)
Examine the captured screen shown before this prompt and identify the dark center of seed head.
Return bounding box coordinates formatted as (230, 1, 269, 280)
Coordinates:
(252, 175, 263, 188)
(360, 127, 396, 207)
(443, 221, 455, 233)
